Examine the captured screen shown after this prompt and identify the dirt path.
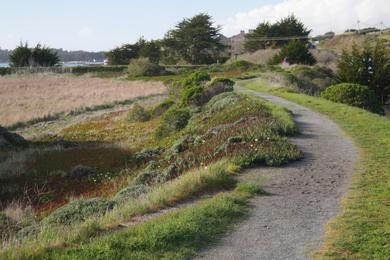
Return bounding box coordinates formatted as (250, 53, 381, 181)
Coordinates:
(197, 84, 357, 259)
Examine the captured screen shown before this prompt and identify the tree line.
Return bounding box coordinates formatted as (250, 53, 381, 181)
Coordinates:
(106, 13, 226, 66)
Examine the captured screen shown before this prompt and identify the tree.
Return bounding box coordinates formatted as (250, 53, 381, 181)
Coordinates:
(32, 44, 59, 67)
(106, 44, 139, 65)
(9, 42, 32, 67)
(270, 40, 316, 65)
(106, 38, 162, 65)
(337, 41, 390, 106)
(136, 38, 161, 63)
(163, 13, 225, 64)
(245, 15, 311, 52)
(9, 42, 58, 67)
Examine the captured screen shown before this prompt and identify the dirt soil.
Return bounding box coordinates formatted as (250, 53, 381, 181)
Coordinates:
(197, 83, 357, 259)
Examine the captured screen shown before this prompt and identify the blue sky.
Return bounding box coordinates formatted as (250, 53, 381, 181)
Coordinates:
(0, 0, 278, 51)
(1, 0, 388, 51)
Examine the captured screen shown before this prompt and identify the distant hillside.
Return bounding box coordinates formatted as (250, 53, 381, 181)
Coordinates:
(0, 48, 106, 63)
(318, 32, 390, 53)
(0, 49, 11, 63)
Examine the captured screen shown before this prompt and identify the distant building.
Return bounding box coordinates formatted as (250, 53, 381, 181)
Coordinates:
(220, 30, 247, 58)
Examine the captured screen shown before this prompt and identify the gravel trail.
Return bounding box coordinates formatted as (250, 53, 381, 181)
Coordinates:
(197, 84, 357, 260)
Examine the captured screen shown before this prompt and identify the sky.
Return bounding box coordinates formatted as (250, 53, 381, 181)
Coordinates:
(1, 0, 389, 52)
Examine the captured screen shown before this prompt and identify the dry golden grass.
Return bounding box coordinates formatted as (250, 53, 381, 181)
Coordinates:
(0, 74, 167, 126)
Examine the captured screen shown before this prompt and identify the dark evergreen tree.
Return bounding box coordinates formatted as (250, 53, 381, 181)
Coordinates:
(245, 15, 311, 52)
(270, 40, 316, 65)
(337, 41, 390, 106)
(10, 42, 59, 67)
(163, 13, 225, 64)
(32, 44, 59, 67)
(9, 42, 32, 67)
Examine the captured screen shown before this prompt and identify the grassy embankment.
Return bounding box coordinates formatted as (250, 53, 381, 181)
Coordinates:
(242, 80, 390, 259)
(0, 73, 301, 259)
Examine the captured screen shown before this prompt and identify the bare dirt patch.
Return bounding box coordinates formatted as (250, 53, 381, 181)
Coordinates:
(0, 74, 167, 126)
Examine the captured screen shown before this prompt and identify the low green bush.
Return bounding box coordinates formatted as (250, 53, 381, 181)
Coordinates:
(181, 85, 205, 106)
(203, 78, 234, 100)
(232, 138, 303, 167)
(114, 185, 149, 203)
(179, 71, 211, 88)
(134, 147, 163, 163)
(42, 198, 114, 226)
(180, 77, 235, 106)
(321, 83, 383, 114)
(133, 161, 161, 185)
(225, 60, 256, 70)
(128, 58, 166, 77)
(287, 66, 337, 94)
(0, 67, 12, 76)
(127, 104, 151, 122)
(204, 92, 242, 114)
(155, 105, 192, 138)
(150, 100, 175, 117)
(71, 66, 127, 75)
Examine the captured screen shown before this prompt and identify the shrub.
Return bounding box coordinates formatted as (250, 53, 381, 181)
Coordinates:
(134, 147, 163, 163)
(128, 58, 166, 77)
(71, 66, 127, 75)
(169, 136, 195, 154)
(204, 92, 241, 114)
(0, 67, 12, 76)
(179, 71, 211, 88)
(225, 60, 256, 70)
(337, 42, 390, 105)
(270, 40, 316, 65)
(42, 198, 114, 226)
(287, 66, 337, 94)
(203, 78, 234, 99)
(150, 100, 175, 117)
(133, 161, 161, 185)
(181, 85, 205, 106)
(114, 185, 149, 203)
(181, 78, 235, 106)
(68, 165, 97, 179)
(127, 104, 151, 123)
(321, 83, 384, 114)
(155, 106, 192, 138)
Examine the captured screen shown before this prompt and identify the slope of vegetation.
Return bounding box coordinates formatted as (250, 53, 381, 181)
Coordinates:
(242, 79, 390, 259)
(0, 72, 301, 258)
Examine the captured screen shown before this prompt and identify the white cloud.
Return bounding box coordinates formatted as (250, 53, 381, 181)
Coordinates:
(222, 0, 390, 36)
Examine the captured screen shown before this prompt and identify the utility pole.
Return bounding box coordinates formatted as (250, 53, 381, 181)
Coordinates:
(357, 20, 360, 34)
(379, 21, 384, 33)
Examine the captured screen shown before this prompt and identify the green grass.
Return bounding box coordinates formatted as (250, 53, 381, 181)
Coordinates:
(35, 192, 249, 260)
(0, 160, 239, 258)
(242, 80, 390, 259)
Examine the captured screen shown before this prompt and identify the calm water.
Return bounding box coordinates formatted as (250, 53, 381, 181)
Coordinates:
(0, 63, 9, 68)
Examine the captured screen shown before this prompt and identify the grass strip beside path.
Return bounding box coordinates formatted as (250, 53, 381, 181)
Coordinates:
(242, 80, 390, 259)
(33, 192, 251, 259)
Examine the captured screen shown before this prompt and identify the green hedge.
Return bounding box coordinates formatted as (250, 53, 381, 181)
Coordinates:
(321, 83, 383, 114)
(71, 66, 128, 74)
(0, 67, 12, 76)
